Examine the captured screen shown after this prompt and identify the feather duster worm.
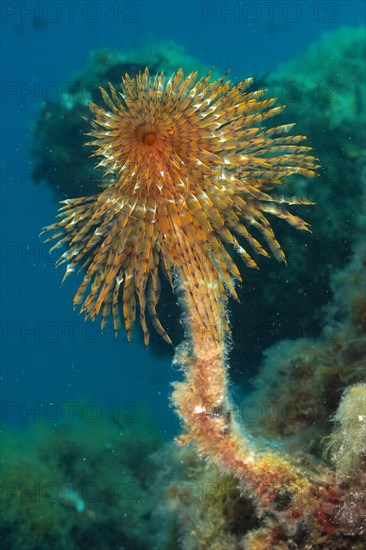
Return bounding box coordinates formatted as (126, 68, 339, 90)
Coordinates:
(44, 69, 344, 528)
(44, 68, 316, 345)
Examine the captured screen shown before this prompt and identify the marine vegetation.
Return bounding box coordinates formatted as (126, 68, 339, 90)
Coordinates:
(41, 62, 365, 542)
(0, 409, 164, 549)
(242, 236, 366, 455)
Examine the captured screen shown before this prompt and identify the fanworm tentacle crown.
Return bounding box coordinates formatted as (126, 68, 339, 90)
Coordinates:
(44, 67, 318, 346)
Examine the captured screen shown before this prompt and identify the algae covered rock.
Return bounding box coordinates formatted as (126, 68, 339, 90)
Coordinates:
(242, 232, 366, 456)
(0, 407, 166, 549)
(329, 383, 366, 478)
(328, 383, 366, 537)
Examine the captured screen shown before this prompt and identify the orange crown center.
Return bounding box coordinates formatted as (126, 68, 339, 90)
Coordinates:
(142, 132, 157, 146)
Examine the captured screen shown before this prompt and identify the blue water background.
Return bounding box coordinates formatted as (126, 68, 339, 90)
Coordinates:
(1, 1, 364, 437)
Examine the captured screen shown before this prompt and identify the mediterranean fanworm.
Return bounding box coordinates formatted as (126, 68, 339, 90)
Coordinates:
(43, 68, 344, 527)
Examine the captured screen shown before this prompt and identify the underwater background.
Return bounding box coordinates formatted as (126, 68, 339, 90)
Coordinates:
(1, 1, 366, 548)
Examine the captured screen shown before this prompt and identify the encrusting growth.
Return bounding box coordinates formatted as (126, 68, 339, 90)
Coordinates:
(44, 68, 346, 529)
